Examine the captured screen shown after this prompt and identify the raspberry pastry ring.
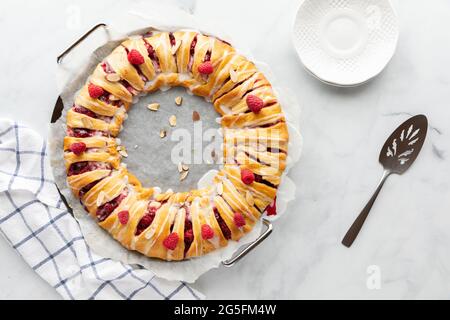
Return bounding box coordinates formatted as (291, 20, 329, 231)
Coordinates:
(64, 30, 289, 261)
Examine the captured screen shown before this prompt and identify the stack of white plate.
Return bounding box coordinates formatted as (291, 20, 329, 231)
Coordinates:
(292, 0, 399, 87)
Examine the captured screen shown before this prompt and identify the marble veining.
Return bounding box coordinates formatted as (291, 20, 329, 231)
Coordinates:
(1, 0, 450, 299)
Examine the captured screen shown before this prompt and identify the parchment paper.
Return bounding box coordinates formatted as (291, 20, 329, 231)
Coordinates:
(49, 2, 302, 283)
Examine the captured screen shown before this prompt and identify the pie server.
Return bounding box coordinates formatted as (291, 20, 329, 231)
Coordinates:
(342, 114, 428, 247)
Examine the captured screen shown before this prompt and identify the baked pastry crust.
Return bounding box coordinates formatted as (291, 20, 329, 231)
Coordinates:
(64, 30, 289, 261)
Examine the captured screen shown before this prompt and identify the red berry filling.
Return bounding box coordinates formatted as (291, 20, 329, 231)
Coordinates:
(187, 35, 198, 72)
(73, 105, 97, 118)
(234, 212, 246, 228)
(203, 50, 212, 62)
(98, 94, 121, 107)
(143, 39, 161, 72)
(74, 103, 111, 122)
(118, 210, 130, 225)
(267, 148, 282, 154)
(169, 33, 176, 46)
(119, 80, 140, 96)
(135, 202, 161, 235)
(70, 142, 87, 155)
(266, 197, 277, 216)
(68, 161, 111, 177)
(96, 189, 128, 222)
(135, 214, 154, 236)
(184, 229, 194, 248)
(241, 168, 255, 185)
(183, 210, 194, 252)
(68, 162, 89, 176)
(201, 224, 214, 240)
(78, 180, 100, 198)
(214, 208, 231, 240)
(67, 127, 108, 138)
(101, 62, 115, 74)
(163, 232, 179, 250)
(254, 174, 277, 189)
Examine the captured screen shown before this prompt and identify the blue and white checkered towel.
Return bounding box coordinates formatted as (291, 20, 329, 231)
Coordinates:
(0, 119, 203, 300)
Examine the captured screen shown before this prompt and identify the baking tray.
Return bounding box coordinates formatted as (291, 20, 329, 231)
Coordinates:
(52, 23, 273, 268)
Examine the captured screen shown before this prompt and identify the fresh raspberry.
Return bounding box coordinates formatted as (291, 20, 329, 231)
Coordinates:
(184, 229, 194, 244)
(127, 49, 145, 65)
(201, 224, 215, 240)
(70, 142, 87, 155)
(241, 168, 255, 185)
(118, 210, 129, 225)
(198, 61, 214, 75)
(246, 95, 264, 113)
(267, 197, 277, 216)
(163, 232, 179, 250)
(88, 83, 104, 99)
(234, 212, 246, 228)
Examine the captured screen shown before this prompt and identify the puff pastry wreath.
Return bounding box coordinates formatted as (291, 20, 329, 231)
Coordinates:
(64, 30, 289, 261)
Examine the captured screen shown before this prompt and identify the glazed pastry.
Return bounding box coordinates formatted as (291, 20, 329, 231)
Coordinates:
(64, 30, 290, 261)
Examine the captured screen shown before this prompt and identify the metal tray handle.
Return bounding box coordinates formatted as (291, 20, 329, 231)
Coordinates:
(57, 23, 108, 64)
(222, 219, 273, 267)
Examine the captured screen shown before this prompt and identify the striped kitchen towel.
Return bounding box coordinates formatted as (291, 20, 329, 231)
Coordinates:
(0, 119, 203, 300)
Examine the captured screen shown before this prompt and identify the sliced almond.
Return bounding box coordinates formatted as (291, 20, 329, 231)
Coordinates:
(109, 94, 120, 101)
(229, 69, 238, 83)
(96, 191, 106, 207)
(180, 170, 189, 181)
(169, 115, 177, 127)
(178, 162, 184, 173)
(160, 129, 167, 138)
(246, 191, 255, 206)
(147, 103, 160, 111)
(175, 96, 183, 106)
(182, 164, 189, 171)
(105, 73, 121, 82)
(149, 201, 161, 209)
(192, 111, 200, 122)
(217, 182, 223, 195)
(155, 194, 165, 202)
(171, 39, 182, 55)
(119, 149, 128, 158)
(156, 191, 173, 202)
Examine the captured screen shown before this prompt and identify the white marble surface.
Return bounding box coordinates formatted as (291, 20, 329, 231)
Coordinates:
(1, 0, 450, 299)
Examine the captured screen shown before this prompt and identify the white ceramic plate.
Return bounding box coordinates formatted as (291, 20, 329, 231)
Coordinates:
(293, 0, 399, 87)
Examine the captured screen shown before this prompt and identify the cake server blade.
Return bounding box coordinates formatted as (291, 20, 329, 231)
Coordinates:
(342, 114, 428, 247)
